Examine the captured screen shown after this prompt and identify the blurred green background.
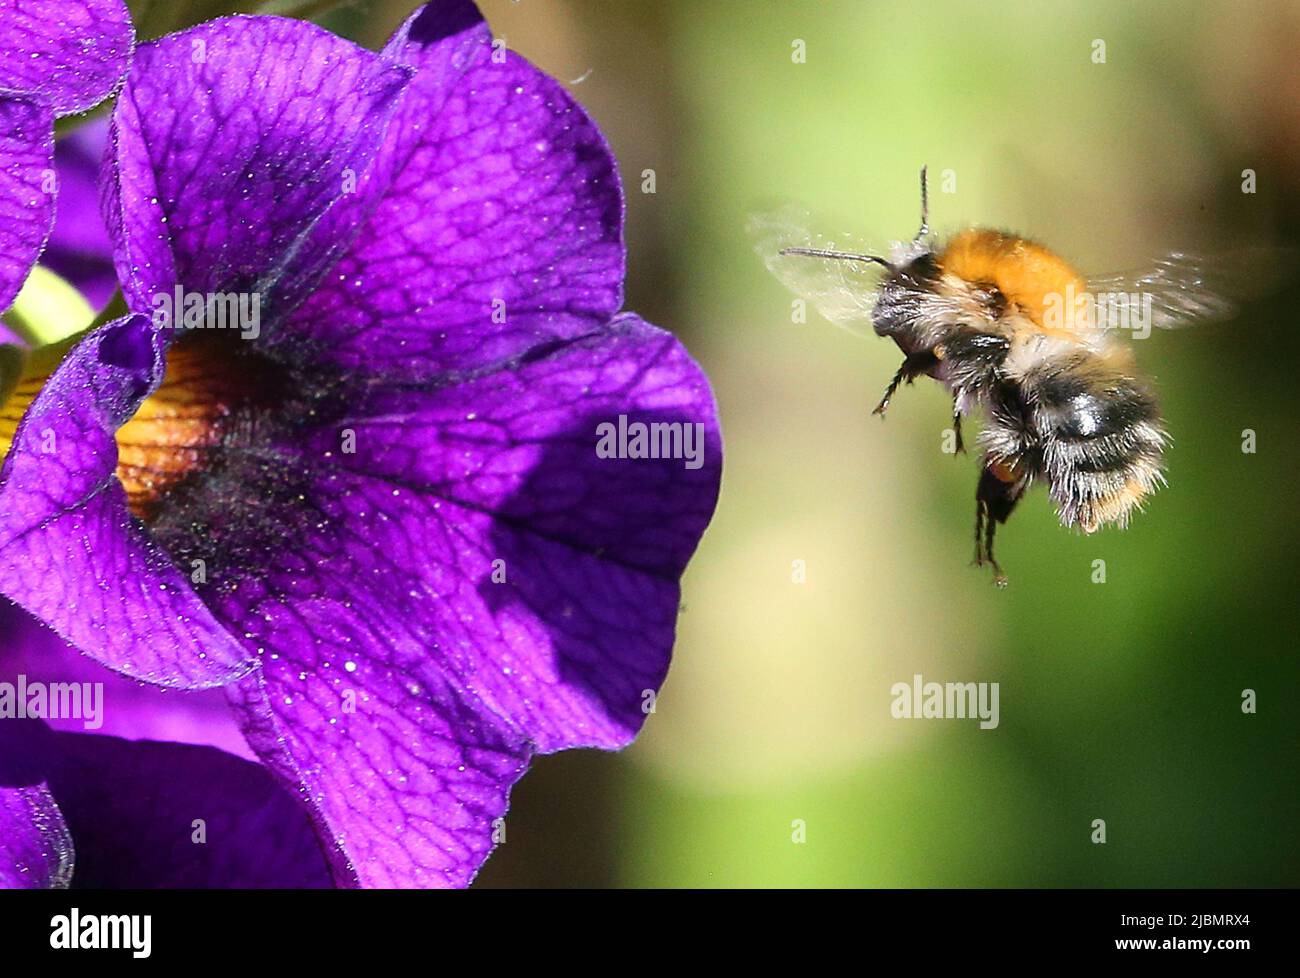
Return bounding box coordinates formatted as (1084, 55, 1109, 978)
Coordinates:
(151, 0, 1300, 886)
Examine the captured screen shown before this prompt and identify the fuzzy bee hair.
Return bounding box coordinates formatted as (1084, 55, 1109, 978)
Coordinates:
(760, 168, 1181, 585)
(873, 249, 1168, 512)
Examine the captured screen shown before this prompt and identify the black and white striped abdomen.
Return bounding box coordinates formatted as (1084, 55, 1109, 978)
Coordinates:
(1022, 348, 1168, 532)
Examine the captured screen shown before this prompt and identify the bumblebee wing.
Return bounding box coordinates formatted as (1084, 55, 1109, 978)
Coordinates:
(1086, 248, 1295, 331)
(749, 206, 884, 338)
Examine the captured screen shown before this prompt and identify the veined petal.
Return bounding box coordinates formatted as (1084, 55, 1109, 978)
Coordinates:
(1, 0, 724, 891)
(0, 597, 253, 756)
(0, 721, 73, 889)
(187, 316, 719, 885)
(274, 0, 625, 378)
(0, 316, 257, 688)
(0, 96, 55, 313)
(229, 665, 531, 888)
(103, 15, 412, 319)
(0, 0, 133, 114)
(316, 315, 722, 581)
(0, 787, 71, 888)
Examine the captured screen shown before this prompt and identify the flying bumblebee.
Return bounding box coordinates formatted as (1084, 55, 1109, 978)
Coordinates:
(752, 167, 1253, 587)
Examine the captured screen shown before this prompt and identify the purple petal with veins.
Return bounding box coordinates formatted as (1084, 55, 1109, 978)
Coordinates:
(275, 0, 624, 377)
(0, 0, 133, 114)
(0, 97, 54, 312)
(0, 0, 722, 888)
(0, 316, 260, 688)
(102, 15, 412, 316)
(0, 724, 72, 888)
(1, 597, 252, 756)
(0, 0, 132, 311)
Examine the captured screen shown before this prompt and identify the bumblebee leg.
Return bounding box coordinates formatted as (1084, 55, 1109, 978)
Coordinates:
(972, 498, 1006, 586)
(873, 350, 937, 417)
(974, 461, 1026, 588)
(872, 362, 910, 417)
(952, 405, 966, 454)
(982, 513, 1008, 589)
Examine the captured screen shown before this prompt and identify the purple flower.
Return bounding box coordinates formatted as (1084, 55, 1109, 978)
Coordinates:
(0, 0, 721, 888)
(0, 601, 334, 888)
(0, 0, 132, 312)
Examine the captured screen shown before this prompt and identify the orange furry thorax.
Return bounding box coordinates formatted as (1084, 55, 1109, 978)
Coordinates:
(936, 228, 1091, 338)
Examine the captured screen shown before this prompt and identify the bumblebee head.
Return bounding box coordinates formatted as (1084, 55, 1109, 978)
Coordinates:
(871, 251, 945, 343)
(777, 166, 933, 273)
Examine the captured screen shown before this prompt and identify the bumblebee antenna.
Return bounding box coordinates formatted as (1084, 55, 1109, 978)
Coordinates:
(916, 165, 929, 240)
(778, 247, 893, 270)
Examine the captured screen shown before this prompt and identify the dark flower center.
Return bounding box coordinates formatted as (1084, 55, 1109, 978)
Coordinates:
(114, 332, 286, 521)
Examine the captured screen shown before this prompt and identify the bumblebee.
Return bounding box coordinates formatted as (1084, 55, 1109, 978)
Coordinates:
(753, 168, 1244, 586)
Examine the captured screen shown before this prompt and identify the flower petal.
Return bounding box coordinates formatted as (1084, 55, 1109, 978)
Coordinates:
(273, 0, 625, 377)
(228, 667, 531, 888)
(0, 719, 73, 889)
(323, 314, 722, 581)
(0, 0, 133, 114)
(40, 730, 332, 887)
(0, 96, 55, 312)
(0, 597, 254, 757)
(0, 316, 257, 688)
(0, 717, 331, 888)
(0, 785, 72, 888)
(104, 16, 412, 316)
(198, 316, 718, 885)
(299, 315, 720, 750)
